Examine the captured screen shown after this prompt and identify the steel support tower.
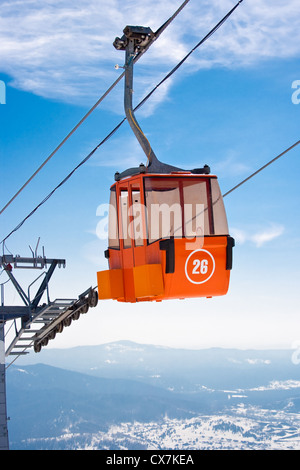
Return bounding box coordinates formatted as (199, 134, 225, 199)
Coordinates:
(0, 247, 98, 449)
(0, 322, 9, 450)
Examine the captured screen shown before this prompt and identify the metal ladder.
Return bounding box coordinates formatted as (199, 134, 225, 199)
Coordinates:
(5, 287, 98, 357)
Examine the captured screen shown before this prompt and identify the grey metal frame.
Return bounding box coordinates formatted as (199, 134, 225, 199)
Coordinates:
(0, 252, 98, 449)
(113, 25, 210, 181)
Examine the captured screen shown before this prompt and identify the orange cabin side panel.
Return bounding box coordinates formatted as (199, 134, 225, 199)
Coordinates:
(97, 269, 124, 300)
(159, 236, 230, 300)
(98, 236, 231, 302)
(133, 264, 164, 299)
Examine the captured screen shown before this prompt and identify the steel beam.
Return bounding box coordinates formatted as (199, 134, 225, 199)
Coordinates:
(0, 323, 9, 450)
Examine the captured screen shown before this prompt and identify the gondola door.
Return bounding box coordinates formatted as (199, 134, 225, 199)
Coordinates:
(117, 177, 147, 302)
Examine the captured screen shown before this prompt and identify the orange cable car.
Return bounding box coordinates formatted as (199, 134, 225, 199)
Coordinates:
(97, 26, 234, 303)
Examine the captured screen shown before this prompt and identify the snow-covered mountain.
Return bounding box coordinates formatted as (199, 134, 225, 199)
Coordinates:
(6, 341, 300, 450)
(14, 340, 300, 391)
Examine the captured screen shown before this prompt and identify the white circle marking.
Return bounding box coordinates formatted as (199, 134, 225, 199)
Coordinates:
(185, 249, 215, 285)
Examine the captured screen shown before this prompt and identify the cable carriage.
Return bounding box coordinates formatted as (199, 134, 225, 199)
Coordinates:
(97, 26, 234, 303)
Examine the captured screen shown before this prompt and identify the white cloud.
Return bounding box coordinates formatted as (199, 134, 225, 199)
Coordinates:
(0, 0, 300, 111)
(183, 0, 300, 68)
(251, 225, 285, 248)
(231, 224, 284, 247)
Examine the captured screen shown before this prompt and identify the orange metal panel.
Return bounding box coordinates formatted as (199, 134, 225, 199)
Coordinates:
(97, 269, 124, 300)
(133, 264, 164, 299)
(160, 237, 230, 300)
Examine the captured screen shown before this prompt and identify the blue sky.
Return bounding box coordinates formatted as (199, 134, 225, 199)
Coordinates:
(1, 0, 300, 351)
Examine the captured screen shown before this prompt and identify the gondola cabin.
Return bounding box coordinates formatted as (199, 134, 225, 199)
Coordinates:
(97, 25, 234, 302)
(97, 171, 234, 303)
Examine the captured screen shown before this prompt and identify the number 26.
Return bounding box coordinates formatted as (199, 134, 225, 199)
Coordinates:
(192, 259, 208, 275)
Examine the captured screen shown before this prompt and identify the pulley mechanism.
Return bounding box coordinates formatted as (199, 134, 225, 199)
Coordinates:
(113, 25, 155, 52)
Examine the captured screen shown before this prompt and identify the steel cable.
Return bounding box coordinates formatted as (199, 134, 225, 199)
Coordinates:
(0, 0, 192, 216)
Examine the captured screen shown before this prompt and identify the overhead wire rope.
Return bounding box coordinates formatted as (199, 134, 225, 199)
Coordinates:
(0, 0, 191, 217)
(0, 74, 124, 217)
(222, 139, 300, 198)
(134, 0, 244, 109)
(0, 0, 245, 246)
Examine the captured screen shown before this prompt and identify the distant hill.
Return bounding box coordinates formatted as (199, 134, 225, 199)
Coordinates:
(6, 341, 300, 450)
(14, 340, 300, 390)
